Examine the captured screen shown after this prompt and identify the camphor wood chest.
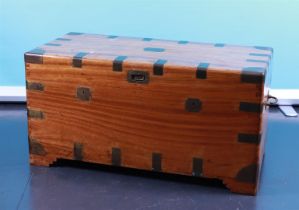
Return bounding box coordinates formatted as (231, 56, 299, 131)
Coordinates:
(25, 32, 272, 195)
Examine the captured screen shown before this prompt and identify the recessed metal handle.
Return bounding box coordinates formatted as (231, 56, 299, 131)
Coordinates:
(127, 70, 149, 84)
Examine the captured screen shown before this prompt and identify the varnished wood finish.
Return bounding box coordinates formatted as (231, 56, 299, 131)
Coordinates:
(25, 33, 273, 195)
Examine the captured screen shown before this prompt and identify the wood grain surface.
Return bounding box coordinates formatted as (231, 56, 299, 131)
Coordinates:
(25, 33, 273, 195)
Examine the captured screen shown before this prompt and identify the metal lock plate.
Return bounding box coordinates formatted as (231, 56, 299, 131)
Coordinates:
(127, 70, 149, 84)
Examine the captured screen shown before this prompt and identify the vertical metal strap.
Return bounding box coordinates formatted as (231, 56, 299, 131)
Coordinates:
(112, 147, 121, 166)
(196, 63, 209, 79)
(74, 142, 83, 161)
(153, 59, 167, 75)
(152, 153, 162, 172)
(73, 52, 89, 68)
(192, 158, 203, 177)
(113, 56, 127, 72)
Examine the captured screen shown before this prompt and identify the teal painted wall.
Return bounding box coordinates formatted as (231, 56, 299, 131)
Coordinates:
(0, 0, 298, 88)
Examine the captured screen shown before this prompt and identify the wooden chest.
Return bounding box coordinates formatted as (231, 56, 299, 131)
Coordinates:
(25, 32, 272, 195)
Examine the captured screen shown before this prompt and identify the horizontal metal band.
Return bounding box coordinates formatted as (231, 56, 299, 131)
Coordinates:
(214, 43, 225, 47)
(178, 40, 189, 44)
(28, 109, 44, 119)
(107, 35, 118, 39)
(152, 153, 162, 172)
(238, 133, 261, 144)
(74, 142, 83, 161)
(192, 158, 203, 176)
(45, 43, 61, 46)
(144, 47, 165, 52)
(243, 67, 266, 73)
(27, 48, 45, 55)
(24, 48, 45, 64)
(29, 138, 47, 156)
(185, 98, 202, 112)
(153, 59, 167, 76)
(196, 63, 209, 79)
(112, 147, 121, 166)
(236, 164, 258, 183)
(254, 46, 273, 52)
(241, 71, 264, 84)
(113, 56, 127, 72)
(26, 81, 44, 91)
(67, 32, 83, 35)
(56, 38, 71, 41)
(73, 52, 89, 68)
(249, 53, 271, 59)
(76, 87, 91, 101)
(239, 102, 262, 113)
(143, 38, 153, 41)
(246, 59, 269, 64)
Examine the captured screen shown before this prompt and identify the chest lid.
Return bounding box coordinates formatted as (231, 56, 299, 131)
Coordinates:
(25, 32, 272, 83)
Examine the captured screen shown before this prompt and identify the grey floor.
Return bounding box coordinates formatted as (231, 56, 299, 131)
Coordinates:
(0, 104, 299, 210)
